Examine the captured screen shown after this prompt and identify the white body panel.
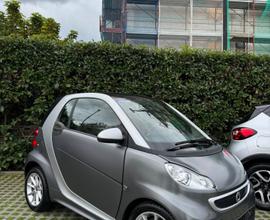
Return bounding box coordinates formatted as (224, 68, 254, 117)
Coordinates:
(228, 113, 270, 161)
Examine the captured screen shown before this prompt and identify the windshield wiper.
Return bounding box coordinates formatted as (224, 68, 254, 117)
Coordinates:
(167, 138, 216, 152)
(175, 138, 215, 146)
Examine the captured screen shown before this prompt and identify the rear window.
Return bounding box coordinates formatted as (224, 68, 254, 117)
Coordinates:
(235, 105, 270, 124)
(235, 111, 253, 124)
(251, 105, 270, 119)
(263, 106, 270, 117)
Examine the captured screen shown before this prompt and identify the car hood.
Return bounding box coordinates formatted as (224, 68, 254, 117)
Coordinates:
(161, 149, 247, 192)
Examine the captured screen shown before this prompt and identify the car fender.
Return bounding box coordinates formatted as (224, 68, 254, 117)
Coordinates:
(25, 149, 59, 198)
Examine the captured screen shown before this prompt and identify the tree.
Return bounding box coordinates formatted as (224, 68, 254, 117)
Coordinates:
(0, 0, 79, 41)
(0, 12, 7, 36)
(65, 30, 78, 41)
(41, 18, 60, 39)
(4, 0, 25, 36)
(29, 12, 45, 35)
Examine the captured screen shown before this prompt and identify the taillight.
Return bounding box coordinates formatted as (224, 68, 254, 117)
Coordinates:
(232, 127, 257, 140)
(32, 128, 39, 148)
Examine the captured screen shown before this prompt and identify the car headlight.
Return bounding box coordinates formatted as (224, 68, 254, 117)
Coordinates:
(165, 163, 215, 190)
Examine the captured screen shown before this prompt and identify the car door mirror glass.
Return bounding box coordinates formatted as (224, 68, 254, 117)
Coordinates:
(97, 128, 124, 144)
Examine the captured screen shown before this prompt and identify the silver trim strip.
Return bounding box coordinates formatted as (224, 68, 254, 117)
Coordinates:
(208, 180, 250, 212)
(42, 93, 150, 220)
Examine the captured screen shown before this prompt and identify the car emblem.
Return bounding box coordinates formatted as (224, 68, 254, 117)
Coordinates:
(236, 192, 241, 202)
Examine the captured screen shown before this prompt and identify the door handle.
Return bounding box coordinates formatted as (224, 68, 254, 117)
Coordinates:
(53, 121, 65, 134)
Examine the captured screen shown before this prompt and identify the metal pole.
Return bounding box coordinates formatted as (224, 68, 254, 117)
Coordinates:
(223, 0, 228, 50)
(190, 0, 193, 47)
(122, 0, 127, 43)
(253, 0, 255, 53)
(157, 0, 160, 47)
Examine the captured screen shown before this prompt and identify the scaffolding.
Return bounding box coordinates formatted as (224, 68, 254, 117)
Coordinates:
(255, 0, 270, 53)
(100, 0, 270, 54)
(229, 0, 270, 54)
(125, 0, 159, 46)
(100, 0, 125, 43)
(159, 0, 223, 50)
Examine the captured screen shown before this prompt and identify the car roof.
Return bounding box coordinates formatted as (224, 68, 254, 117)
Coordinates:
(105, 92, 154, 100)
(60, 92, 152, 100)
(255, 105, 270, 111)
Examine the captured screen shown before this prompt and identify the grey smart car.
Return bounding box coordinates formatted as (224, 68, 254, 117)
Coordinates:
(24, 93, 255, 220)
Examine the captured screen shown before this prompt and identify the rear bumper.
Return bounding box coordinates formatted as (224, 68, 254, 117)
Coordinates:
(227, 140, 251, 161)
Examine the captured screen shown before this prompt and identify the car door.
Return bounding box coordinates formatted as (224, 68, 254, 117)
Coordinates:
(52, 98, 127, 217)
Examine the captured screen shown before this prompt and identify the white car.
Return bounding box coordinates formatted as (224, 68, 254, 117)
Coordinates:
(228, 105, 270, 210)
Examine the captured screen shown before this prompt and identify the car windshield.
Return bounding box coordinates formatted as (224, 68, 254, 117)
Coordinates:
(114, 96, 207, 151)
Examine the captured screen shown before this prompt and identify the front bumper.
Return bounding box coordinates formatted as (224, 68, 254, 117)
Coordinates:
(169, 181, 255, 220)
(239, 207, 255, 220)
(208, 180, 250, 213)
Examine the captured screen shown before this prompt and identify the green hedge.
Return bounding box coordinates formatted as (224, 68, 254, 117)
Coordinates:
(1, 38, 270, 170)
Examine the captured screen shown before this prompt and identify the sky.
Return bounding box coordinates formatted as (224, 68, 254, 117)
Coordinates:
(0, 0, 102, 41)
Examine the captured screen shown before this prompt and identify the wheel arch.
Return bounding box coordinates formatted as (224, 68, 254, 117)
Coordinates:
(24, 150, 58, 194)
(242, 154, 270, 170)
(121, 198, 175, 220)
(24, 161, 42, 176)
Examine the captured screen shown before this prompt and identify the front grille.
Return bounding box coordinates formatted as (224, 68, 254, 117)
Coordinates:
(209, 181, 250, 212)
(214, 184, 248, 209)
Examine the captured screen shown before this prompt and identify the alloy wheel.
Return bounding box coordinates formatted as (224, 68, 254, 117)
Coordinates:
(26, 172, 43, 207)
(135, 211, 166, 220)
(250, 170, 270, 206)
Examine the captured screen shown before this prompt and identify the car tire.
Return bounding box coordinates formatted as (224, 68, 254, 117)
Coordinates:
(247, 163, 270, 211)
(25, 167, 52, 212)
(128, 202, 174, 220)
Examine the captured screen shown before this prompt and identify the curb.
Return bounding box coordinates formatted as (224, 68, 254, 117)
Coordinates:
(0, 171, 24, 174)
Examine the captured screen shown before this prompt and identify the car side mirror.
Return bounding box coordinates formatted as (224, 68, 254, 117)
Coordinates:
(97, 128, 124, 144)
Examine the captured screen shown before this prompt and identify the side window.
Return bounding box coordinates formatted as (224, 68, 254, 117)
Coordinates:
(59, 99, 77, 127)
(70, 98, 121, 136)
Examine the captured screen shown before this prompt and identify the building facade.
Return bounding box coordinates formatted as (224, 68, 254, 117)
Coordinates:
(100, 0, 270, 54)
